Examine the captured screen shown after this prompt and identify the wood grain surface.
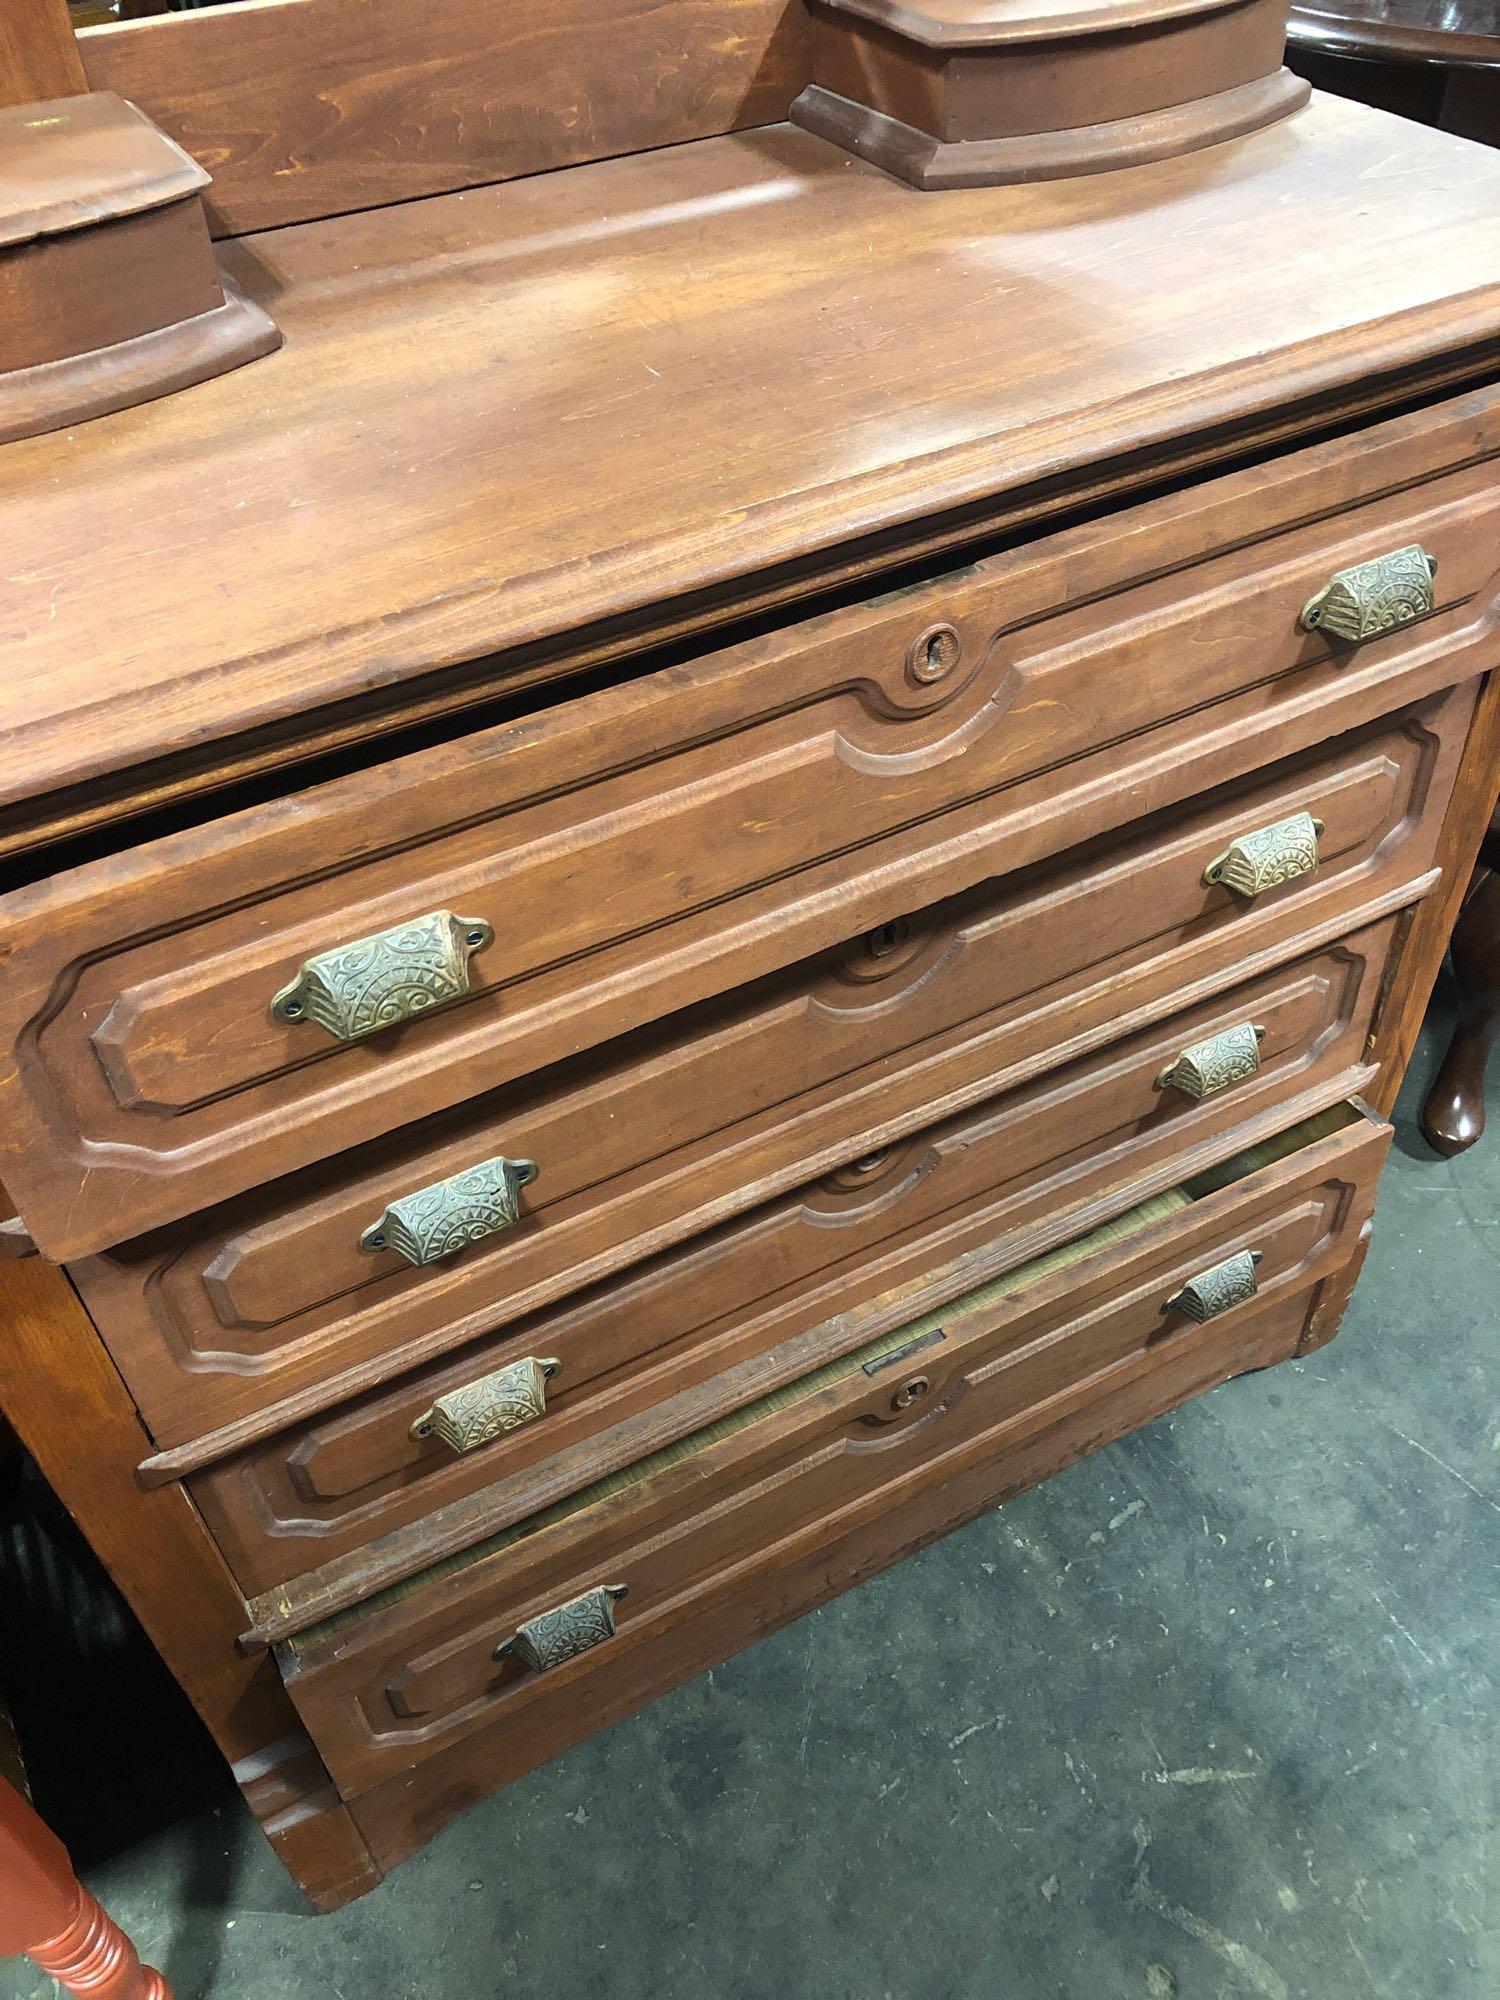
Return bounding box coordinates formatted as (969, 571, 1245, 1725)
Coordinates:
(346, 1275, 1326, 1867)
(0, 1253, 384, 1907)
(81, 691, 1465, 1484)
(0, 0, 86, 107)
(277, 1107, 1385, 1793)
(78, 0, 810, 236)
(4, 99, 1500, 839)
(190, 917, 1393, 1612)
(2, 383, 1494, 1262)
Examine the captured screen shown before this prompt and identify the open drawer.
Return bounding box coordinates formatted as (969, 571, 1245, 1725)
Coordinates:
(272, 1098, 1388, 1800)
(93, 668, 1459, 1453)
(1, 382, 1496, 1261)
(185, 914, 1391, 1563)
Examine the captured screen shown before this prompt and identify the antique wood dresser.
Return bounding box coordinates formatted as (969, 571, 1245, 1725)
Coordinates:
(3, 0, 1500, 1910)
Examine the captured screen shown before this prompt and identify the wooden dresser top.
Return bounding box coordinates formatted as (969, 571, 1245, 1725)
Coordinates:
(4, 92, 1500, 836)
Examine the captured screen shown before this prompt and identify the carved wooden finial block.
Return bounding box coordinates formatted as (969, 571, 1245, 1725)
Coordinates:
(791, 0, 1310, 187)
(0, 90, 279, 443)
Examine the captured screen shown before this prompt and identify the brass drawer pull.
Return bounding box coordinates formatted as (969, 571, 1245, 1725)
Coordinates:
(1299, 543, 1436, 642)
(360, 1154, 538, 1265)
(1203, 811, 1324, 899)
(1168, 1249, 1262, 1323)
(1155, 1021, 1265, 1100)
(271, 909, 494, 1040)
(494, 1584, 629, 1674)
(411, 1356, 560, 1452)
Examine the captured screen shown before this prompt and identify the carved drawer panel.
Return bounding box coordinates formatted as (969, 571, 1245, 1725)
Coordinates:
(274, 1103, 1388, 1799)
(192, 918, 1396, 1593)
(67, 689, 1467, 1458)
(0, 393, 1496, 1262)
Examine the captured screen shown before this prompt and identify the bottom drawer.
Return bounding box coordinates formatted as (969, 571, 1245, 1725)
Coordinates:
(278, 1100, 1387, 1803)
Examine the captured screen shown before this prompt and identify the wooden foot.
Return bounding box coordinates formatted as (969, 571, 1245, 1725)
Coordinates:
(1422, 854, 1500, 1157)
(0, 1777, 171, 1998)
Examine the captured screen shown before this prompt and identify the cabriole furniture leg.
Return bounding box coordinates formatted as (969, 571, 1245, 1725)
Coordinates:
(0, 1777, 171, 2000)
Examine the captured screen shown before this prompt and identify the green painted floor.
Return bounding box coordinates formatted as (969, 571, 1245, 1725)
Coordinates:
(3, 997, 1495, 2000)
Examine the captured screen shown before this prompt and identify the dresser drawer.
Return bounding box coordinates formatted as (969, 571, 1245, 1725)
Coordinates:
(275, 1100, 1387, 1799)
(190, 916, 1393, 1588)
(79, 679, 1465, 1457)
(2, 390, 1496, 1261)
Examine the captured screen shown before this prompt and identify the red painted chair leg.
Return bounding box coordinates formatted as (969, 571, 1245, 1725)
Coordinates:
(0, 1778, 171, 1999)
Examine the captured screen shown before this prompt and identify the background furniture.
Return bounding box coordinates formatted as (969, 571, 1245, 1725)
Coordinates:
(2, 0, 1500, 1911)
(1422, 810, 1500, 1153)
(0, 1778, 171, 1999)
(1288, 1, 1500, 140)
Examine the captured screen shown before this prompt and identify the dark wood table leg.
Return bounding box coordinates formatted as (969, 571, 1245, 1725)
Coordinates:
(1422, 823, 1500, 1157)
(0, 1777, 171, 1999)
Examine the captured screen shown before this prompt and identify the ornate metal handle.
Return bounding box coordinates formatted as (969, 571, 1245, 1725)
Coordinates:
(1299, 544, 1436, 642)
(493, 1585, 629, 1673)
(360, 1154, 538, 1265)
(411, 1356, 561, 1452)
(1203, 811, 1324, 899)
(271, 909, 494, 1040)
(1155, 1021, 1265, 1100)
(1167, 1249, 1261, 1323)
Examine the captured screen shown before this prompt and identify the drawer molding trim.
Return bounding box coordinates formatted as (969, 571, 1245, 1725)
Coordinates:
(238, 1084, 1385, 1645)
(136, 878, 1423, 1490)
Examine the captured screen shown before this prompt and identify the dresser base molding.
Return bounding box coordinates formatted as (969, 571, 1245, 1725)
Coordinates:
(792, 0, 1306, 189)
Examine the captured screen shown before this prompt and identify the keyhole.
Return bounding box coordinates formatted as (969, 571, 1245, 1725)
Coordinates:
(866, 916, 910, 960)
(907, 623, 962, 685)
(890, 1375, 931, 1413)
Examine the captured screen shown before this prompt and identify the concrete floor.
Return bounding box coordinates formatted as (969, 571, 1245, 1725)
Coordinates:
(2, 994, 1495, 2000)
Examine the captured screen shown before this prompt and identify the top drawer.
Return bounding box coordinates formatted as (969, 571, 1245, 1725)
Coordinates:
(1, 389, 1497, 1258)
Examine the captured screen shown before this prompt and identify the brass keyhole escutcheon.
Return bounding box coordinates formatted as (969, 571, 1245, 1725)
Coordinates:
(891, 1374, 931, 1413)
(907, 622, 962, 685)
